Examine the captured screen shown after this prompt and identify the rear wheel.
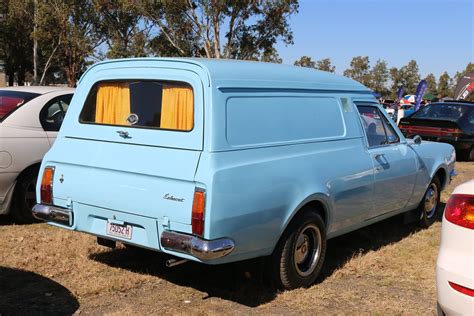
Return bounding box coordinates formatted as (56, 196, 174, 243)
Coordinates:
(11, 170, 39, 224)
(269, 210, 326, 289)
(418, 177, 441, 228)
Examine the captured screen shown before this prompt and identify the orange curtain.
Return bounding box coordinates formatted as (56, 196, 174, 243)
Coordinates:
(95, 83, 131, 125)
(160, 85, 194, 130)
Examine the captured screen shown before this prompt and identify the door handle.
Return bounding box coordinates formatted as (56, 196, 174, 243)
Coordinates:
(373, 153, 384, 160)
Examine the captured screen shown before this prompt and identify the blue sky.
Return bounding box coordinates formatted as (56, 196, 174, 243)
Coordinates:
(276, 0, 473, 77)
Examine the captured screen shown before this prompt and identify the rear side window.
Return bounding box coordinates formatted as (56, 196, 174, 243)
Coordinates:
(0, 90, 40, 120)
(80, 81, 194, 131)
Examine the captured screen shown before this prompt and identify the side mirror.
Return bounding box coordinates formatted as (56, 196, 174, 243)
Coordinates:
(413, 135, 422, 145)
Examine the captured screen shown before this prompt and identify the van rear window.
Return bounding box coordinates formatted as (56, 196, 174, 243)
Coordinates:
(80, 81, 194, 131)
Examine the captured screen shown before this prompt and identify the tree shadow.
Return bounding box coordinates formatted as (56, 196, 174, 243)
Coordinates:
(90, 205, 445, 308)
(0, 267, 79, 314)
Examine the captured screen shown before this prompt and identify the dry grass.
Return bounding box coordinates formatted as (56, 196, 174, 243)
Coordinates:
(0, 161, 473, 315)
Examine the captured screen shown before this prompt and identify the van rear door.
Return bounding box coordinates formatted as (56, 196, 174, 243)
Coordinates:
(46, 65, 205, 227)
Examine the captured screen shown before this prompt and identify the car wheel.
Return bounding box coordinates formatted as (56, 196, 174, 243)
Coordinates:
(418, 177, 441, 228)
(11, 170, 39, 224)
(269, 210, 327, 290)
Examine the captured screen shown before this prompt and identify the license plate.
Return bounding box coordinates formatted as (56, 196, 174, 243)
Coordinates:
(106, 222, 132, 240)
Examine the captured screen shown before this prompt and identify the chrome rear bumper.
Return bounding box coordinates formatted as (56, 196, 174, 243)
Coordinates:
(32, 204, 73, 226)
(161, 230, 234, 261)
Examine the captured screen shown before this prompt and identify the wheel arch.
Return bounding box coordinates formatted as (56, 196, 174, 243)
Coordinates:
(432, 166, 448, 191)
(273, 193, 332, 252)
(16, 162, 42, 182)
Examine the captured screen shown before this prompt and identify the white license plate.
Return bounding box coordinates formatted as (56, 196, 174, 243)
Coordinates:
(106, 222, 132, 240)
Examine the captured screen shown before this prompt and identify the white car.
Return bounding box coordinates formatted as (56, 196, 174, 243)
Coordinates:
(0, 86, 74, 223)
(437, 179, 474, 315)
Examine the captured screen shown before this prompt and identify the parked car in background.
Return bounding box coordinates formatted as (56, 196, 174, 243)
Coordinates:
(0, 86, 74, 223)
(436, 179, 474, 315)
(398, 101, 474, 160)
(33, 58, 455, 289)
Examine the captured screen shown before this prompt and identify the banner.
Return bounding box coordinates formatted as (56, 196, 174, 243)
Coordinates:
(414, 80, 427, 110)
(396, 86, 405, 101)
(454, 72, 474, 100)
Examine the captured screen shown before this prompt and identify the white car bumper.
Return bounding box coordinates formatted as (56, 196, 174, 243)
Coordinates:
(436, 218, 474, 315)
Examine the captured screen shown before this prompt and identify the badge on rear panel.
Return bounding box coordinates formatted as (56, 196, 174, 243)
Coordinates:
(127, 113, 139, 125)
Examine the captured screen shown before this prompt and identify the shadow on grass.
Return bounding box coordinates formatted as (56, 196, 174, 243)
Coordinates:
(0, 267, 79, 314)
(90, 204, 445, 308)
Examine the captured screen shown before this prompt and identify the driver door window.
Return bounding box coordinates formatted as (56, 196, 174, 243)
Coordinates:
(357, 106, 399, 147)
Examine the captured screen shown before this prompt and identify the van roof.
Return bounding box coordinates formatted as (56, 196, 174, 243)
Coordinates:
(81, 57, 370, 92)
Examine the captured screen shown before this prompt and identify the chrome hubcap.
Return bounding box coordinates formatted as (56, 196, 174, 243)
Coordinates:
(294, 224, 321, 277)
(424, 183, 438, 219)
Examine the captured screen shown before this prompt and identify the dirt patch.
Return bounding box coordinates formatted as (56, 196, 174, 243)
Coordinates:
(0, 161, 472, 315)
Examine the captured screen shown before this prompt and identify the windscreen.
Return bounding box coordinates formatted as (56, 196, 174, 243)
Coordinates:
(80, 81, 194, 132)
(411, 103, 469, 121)
(0, 90, 40, 120)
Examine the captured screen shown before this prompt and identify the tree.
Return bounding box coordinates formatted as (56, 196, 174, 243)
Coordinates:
(142, 0, 299, 60)
(343, 56, 371, 86)
(424, 73, 437, 96)
(389, 67, 402, 98)
(438, 72, 452, 98)
(36, 0, 100, 86)
(369, 59, 388, 94)
(315, 58, 335, 72)
(294, 56, 315, 68)
(94, 0, 150, 58)
(398, 60, 420, 94)
(0, 0, 34, 85)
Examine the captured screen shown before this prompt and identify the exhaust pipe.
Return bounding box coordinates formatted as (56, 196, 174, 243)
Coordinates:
(166, 258, 188, 268)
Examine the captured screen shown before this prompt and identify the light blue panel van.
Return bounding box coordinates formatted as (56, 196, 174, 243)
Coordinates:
(33, 58, 456, 289)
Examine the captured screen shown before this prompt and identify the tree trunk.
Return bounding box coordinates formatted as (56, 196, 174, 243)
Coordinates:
(17, 66, 25, 86)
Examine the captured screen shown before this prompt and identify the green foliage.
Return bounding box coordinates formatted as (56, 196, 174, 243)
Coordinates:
(0, 0, 34, 85)
(438, 71, 452, 98)
(294, 56, 315, 68)
(343, 56, 371, 87)
(424, 73, 437, 96)
(369, 59, 389, 94)
(142, 0, 299, 60)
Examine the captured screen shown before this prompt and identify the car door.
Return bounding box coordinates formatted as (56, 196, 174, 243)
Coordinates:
(39, 94, 73, 146)
(356, 104, 418, 217)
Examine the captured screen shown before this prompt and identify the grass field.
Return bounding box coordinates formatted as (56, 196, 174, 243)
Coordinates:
(0, 162, 472, 315)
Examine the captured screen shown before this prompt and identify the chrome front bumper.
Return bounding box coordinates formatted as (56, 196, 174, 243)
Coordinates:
(160, 230, 235, 261)
(32, 204, 73, 226)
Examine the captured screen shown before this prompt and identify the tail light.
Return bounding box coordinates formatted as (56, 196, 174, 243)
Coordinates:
(449, 282, 474, 297)
(444, 194, 474, 229)
(40, 167, 55, 204)
(192, 189, 205, 236)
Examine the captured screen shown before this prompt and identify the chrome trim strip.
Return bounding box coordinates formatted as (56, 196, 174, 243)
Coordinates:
(160, 231, 234, 261)
(32, 204, 73, 226)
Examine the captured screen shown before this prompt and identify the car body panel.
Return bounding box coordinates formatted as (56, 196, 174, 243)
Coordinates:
(0, 87, 74, 215)
(436, 180, 474, 315)
(37, 58, 455, 264)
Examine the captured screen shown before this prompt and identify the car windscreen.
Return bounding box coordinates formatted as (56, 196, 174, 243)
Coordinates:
(0, 90, 41, 120)
(411, 103, 470, 121)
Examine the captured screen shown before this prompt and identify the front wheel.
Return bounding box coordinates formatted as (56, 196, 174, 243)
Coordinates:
(269, 211, 327, 290)
(418, 177, 441, 228)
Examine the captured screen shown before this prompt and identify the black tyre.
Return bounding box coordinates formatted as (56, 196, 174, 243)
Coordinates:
(418, 177, 441, 228)
(269, 210, 327, 290)
(11, 170, 39, 224)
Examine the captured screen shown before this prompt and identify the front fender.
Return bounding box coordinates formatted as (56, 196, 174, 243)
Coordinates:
(408, 140, 456, 204)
